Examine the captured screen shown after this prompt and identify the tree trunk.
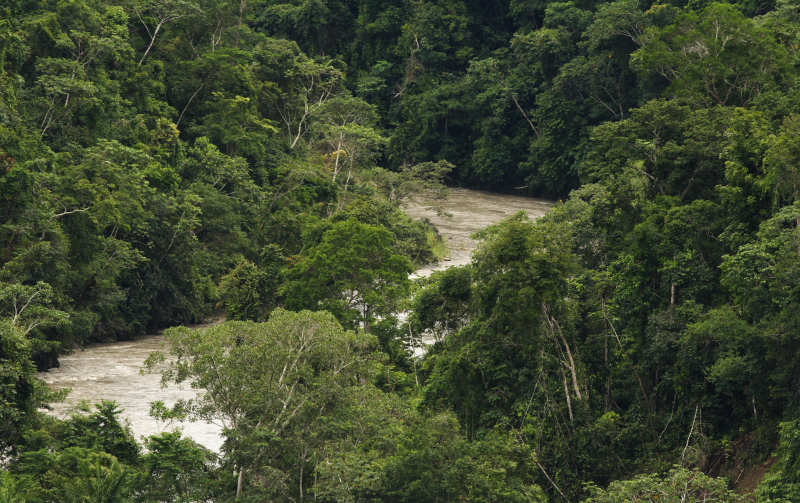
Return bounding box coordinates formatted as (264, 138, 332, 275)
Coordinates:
(236, 468, 244, 498)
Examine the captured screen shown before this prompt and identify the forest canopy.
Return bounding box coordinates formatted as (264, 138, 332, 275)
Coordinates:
(3, 0, 800, 501)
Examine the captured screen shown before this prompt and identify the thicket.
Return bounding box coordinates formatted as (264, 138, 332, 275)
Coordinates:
(3, 0, 800, 501)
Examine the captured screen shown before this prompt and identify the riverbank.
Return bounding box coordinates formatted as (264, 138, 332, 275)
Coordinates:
(39, 189, 554, 452)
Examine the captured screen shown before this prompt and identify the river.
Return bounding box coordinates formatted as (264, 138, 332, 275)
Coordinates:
(404, 188, 554, 276)
(38, 189, 553, 452)
(39, 327, 227, 452)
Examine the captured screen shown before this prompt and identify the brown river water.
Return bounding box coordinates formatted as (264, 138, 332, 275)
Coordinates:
(38, 189, 553, 451)
(404, 188, 554, 276)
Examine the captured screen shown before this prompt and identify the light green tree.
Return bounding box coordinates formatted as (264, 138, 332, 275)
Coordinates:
(584, 467, 742, 503)
(633, 3, 791, 106)
(147, 309, 379, 500)
(312, 95, 386, 191)
(0, 470, 30, 503)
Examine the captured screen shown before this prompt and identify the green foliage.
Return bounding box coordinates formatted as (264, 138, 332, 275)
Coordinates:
(6, 0, 800, 501)
(149, 310, 385, 500)
(633, 3, 791, 107)
(0, 471, 30, 503)
(314, 397, 546, 503)
(218, 246, 284, 322)
(756, 420, 800, 502)
(721, 203, 800, 321)
(376, 418, 546, 503)
(138, 431, 216, 503)
(9, 402, 140, 503)
(584, 466, 743, 502)
(410, 266, 473, 342)
(282, 218, 413, 330)
(0, 231, 66, 424)
(26, 448, 133, 503)
(366, 160, 453, 210)
(423, 212, 582, 444)
(334, 196, 443, 265)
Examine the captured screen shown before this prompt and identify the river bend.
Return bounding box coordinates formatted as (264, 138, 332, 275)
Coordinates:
(39, 189, 553, 451)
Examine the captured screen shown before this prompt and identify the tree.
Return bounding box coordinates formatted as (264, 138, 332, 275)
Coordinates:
(0, 281, 68, 336)
(410, 265, 472, 342)
(0, 470, 30, 503)
(191, 93, 279, 159)
(147, 309, 379, 500)
(311, 94, 386, 197)
(48, 450, 133, 503)
(581, 100, 732, 206)
(316, 411, 547, 503)
(757, 420, 800, 502)
(584, 467, 743, 503)
(255, 43, 344, 149)
(764, 115, 800, 206)
(23, 1, 131, 141)
(0, 280, 68, 449)
(218, 248, 284, 322)
(332, 196, 441, 264)
(11, 402, 141, 502)
(721, 202, 800, 322)
(138, 431, 216, 503)
(423, 212, 582, 442)
(633, 3, 791, 106)
(282, 219, 413, 331)
(366, 160, 453, 212)
(131, 0, 200, 65)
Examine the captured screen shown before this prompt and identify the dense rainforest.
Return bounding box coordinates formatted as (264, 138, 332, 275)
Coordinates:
(3, 0, 800, 500)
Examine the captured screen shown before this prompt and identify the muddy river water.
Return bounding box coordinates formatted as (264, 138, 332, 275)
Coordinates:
(38, 189, 553, 451)
(404, 189, 554, 276)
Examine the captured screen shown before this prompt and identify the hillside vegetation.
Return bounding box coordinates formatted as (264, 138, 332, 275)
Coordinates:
(3, 0, 800, 501)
